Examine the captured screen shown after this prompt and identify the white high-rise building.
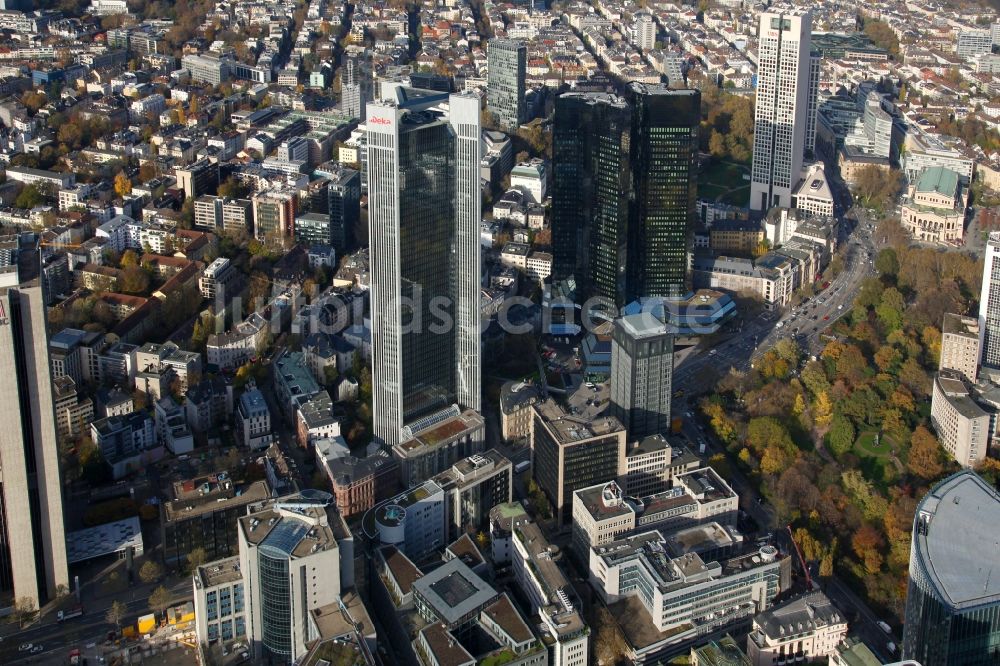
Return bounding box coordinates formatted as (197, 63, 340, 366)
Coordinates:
(750, 9, 814, 211)
(367, 90, 482, 449)
(979, 232, 1000, 369)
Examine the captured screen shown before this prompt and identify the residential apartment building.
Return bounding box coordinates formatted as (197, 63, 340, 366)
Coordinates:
(930, 371, 991, 468)
(237, 388, 273, 451)
(199, 257, 238, 300)
(499, 380, 542, 443)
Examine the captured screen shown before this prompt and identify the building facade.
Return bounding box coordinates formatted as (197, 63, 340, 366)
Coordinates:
(367, 92, 481, 448)
(610, 312, 674, 440)
(903, 471, 1000, 664)
(750, 9, 814, 211)
(0, 235, 70, 607)
(487, 39, 527, 131)
(941, 313, 980, 383)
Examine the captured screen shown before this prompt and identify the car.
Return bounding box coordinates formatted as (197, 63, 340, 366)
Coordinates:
(585, 382, 595, 389)
(709, 349, 718, 355)
(19, 643, 33, 651)
(811, 315, 818, 320)
(30, 645, 43, 654)
(837, 304, 843, 310)
(823, 315, 830, 320)
(877, 621, 892, 634)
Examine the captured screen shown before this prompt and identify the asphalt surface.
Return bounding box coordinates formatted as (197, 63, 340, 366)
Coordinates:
(673, 210, 877, 395)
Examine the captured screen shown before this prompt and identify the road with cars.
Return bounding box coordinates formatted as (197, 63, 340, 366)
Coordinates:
(673, 210, 877, 395)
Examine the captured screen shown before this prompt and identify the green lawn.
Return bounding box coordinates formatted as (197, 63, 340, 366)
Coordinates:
(698, 160, 750, 204)
(855, 431, 891, 458)
(698, 184, 727, 201)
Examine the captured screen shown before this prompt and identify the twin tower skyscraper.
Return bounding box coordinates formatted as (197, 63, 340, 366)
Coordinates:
(365, 83, 702, 447)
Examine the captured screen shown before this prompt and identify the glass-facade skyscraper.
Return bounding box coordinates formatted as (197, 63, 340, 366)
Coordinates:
(552, 84, 699, 312)
(367, 91, 481, 448)
(902, 471, 1000, 664)
(486, 39, 527, 131)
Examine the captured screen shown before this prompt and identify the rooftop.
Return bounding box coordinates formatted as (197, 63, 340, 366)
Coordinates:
(915, 166, 961, 197)
(238, 490, 342, 560)
(164, 478, 270, 523)
(752, 591, 843, 641)
(533, 398, 625, 445)
(397, 406, 485, 453)
(912, 471, 1000, 610)
(942, 313, 979, 338)
(513, 520, 585, 639)
(433, 450, 511, 492)
(66, 517, 144, 565)
(195, 556, 243, 589)
(419, 623, 475, 666)
(412, 558, 498, 626)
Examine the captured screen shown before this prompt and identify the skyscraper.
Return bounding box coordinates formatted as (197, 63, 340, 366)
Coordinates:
(903, 471, 1000, 663)
(341, 55, 370, 120)
(750, 9, 814, 211)
(0, 234, 69, 608)
(628, 85, 700, 300)
(552, 84, 699, 312)
(487, 39, 527, 131)
(610, 312, 674, 440)
(367, 90, 481, 448)
(979, 232, 1000, 369)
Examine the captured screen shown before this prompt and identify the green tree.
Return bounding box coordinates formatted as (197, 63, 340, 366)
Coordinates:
(186, 546, 208, 574)
(15, 184, 44, 209)
(828, 414, 855, 457)
(875, 248, 900, 277)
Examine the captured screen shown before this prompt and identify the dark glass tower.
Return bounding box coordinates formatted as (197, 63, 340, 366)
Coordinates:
(552, 92, 631, 311)
(552, 84, 699, 312)
(628, 85, 700, 300)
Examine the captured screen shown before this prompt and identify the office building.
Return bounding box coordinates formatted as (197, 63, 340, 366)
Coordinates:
(957, 29, 993, 60)
(571, 468, 738, 558)
(981, 232, 1000, 370)
(182, 53, 231, 85)
(589, 530, 786, 662)
(341, 56, 370, 120)
(392, 406, 485, 487)
(432, 450, 512, 542)
(487, 39, 527, 131)
(903, 471, 1000, 664)
(175, 159, 220, 201)
(193, 556, 247, 644)
(750, 9, 814, 211)
(363, 479, 447, 560)
(326, 453, 399, 518)
(238, 491, 354, 664)
(552, 85, 699, 311)
(610, 312, 674, 440)
(53, 376, 94, 442)
(531, 398, 627, 524)
(252, 189, 297, 240)
(162, 475, 270, 567)
(0, 234, 70, 607)
(499, 380, 543, 443)
(199, 257, 237, 300)
(367, 91, 481, 448)
(511, 518, 590, 666)
(746, 591, 847, 666)
(940, 313, 980, 383)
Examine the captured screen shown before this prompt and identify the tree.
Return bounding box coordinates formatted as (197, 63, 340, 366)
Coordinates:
(708, 130, 726, 158)
(120, 249, 140, 268)
(186, 546, 208, 574)
(114, 171, 132, 198)
(149, 585, 173, 616)
(120, 266, 150, 295)
(217, 176, 250, 199)
(875, 248, 900, 277)
(138, 162, 159, 183)
(813, 392, 834, 428)
(851, 523, 886, 574)
(908, 426, 944, 480)
(106, 600, 126, 634)
(139, 560, 163, 584)
(57, 120, 83, 149)
(11, 596, 36, 628)
(15, 184, 44, 209)
(828, 414, 855, 457)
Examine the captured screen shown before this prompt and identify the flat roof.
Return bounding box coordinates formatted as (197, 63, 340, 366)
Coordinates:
(195, 556, 243, 589)
(533, 398, 625, 445)
(67, 517, 144, 564)
(942, 313, 978, 338)
(412, 558, 497, 626)
(913, 472, 1000, 609)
